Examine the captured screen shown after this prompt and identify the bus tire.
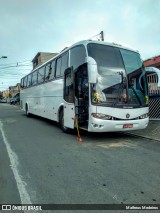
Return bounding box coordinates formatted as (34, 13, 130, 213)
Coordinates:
(25, 104, 31, 117)
(59, 109, 70, 133)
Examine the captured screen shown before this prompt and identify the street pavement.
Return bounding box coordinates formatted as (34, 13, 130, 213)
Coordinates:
(0, 104, 160, 212)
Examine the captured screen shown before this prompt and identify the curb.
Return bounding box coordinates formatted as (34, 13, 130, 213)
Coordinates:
(123, 132, 160, 143)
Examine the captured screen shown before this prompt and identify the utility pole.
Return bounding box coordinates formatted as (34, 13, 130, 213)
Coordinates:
(100, 31, 104, 41)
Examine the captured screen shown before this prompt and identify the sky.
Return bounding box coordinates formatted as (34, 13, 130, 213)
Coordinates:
(0, 0, 160, 91)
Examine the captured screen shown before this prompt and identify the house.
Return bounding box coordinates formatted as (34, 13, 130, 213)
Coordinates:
(32, 52, 58, 70)
(2, 89, 9, 98)
(144, 55, 160, 70)
(144, 55, 160, 120)
(9, 83, 20, 97)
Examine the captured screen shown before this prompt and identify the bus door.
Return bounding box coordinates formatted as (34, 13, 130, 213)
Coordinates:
(63, 68, 75, 129)
(75, 64, 89, 127)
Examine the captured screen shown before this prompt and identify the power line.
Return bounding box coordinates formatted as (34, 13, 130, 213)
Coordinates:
(0, 64, 32, 69)
(0, 60, 32, 66)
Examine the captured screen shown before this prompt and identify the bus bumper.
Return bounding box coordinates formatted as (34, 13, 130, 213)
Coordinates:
(88, 117, 149, 132)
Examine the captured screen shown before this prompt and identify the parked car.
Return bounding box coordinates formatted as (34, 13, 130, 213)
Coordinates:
(0, 98, 7, 103)
(10, 94, 20, 105)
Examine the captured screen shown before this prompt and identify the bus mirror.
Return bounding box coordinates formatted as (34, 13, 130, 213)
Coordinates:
(87, 56, 97, 65)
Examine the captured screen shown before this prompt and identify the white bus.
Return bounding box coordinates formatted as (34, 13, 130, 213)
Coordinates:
(20, 40, 149, 133)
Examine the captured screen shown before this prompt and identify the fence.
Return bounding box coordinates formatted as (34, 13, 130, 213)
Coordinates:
(147, 73, 160, 120)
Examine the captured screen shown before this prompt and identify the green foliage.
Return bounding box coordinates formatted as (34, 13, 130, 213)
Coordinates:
(0, 91, 3, 99)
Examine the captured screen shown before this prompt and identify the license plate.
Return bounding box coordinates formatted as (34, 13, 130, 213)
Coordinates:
(123, 124, 133, 128)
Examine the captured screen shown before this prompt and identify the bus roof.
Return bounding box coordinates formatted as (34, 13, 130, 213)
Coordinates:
(30, 40, 139, 73)
(70, 40, 138, 53)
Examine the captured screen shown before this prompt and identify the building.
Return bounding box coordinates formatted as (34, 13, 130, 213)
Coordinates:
(32, 52, 58, 70)
(144, 55, 160, 120)
(144, 55, 160, 69)
(9, 83, 20, 97)
(2, 89, 9, 98)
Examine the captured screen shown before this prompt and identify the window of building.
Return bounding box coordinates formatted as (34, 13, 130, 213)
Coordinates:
(70, 45, 86, 70)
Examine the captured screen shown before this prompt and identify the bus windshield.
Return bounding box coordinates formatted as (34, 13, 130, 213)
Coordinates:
(87, 43, 148, 108)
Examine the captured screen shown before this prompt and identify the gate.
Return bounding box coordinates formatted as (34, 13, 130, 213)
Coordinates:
(147, 72, 160, 120)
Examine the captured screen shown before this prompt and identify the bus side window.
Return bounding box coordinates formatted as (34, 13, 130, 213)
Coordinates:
(50, 60, 55, 79)
(21, 78, 24, 89)
(27, 74, 32, 87)
(38, 67, 45, 84)
(32, 71, 38, 86)
(61, 52, 69, 77)
(23, 76, 28, 88)
(45, 63, 51, 81)
(56, 57, 62, 78)
(45, 61, 55, 81)
(64, 71, 74, 103)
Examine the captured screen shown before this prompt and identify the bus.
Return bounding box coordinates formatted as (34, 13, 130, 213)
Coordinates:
(20, 40, 149, 133)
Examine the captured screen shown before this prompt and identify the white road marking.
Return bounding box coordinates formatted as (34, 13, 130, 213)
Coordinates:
(0, 120, 31, 205)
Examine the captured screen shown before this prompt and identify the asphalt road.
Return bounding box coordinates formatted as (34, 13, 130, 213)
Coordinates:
(0, 104, 160, 212)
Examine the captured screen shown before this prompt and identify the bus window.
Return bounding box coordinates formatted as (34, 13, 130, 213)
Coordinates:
(56, 57, 62, 78)
(45, 61, 55, 81)
(70, 45, 86, 70)
(21, 78, 24, 88)
(64, 70, 74, 103)
(23, 76, 28, 88)
(61, 52, 69, 76)
(27, 74, 32, 87)
(45, 63, 51, 81)
(38, 67, 45, 84)
(32, 71, 38, 86)
(50, 60, 55, 79)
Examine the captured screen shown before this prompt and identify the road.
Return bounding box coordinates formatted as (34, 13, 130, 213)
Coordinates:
(0, 104, 160, 212)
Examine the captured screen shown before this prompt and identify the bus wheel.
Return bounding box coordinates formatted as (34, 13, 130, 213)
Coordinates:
(25, 104, 31, 117)
(59, 109, 70, 133)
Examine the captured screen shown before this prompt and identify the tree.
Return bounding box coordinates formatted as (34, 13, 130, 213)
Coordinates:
(0, 91, 3, 99)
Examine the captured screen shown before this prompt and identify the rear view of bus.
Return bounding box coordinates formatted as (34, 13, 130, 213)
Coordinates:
(86, 42, 149, 132)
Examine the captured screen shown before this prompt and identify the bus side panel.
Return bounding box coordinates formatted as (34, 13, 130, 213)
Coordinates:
(20, 79, 64, 122)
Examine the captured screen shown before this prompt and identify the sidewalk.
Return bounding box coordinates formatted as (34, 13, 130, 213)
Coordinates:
(127, 121, 160, 142)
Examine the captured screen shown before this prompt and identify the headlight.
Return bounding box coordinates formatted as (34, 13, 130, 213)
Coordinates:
(139, 113, 148, 119)
(91, 113, 112, 120)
